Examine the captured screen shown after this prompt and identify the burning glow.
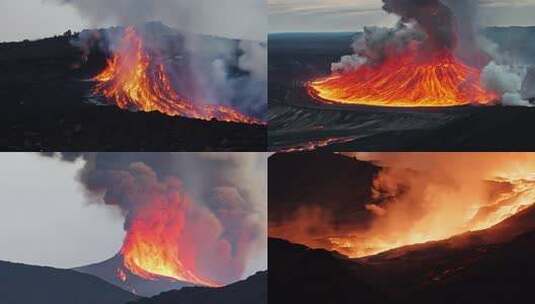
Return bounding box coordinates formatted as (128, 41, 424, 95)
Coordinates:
(330, 179, 535, 258)
(469, 175, 535, 231)
(308, 51, 499, 107)
(280, 136, 357, 153)
(93, 27, 262, 124)
(270, 154, 535, 258)
(119, 194, 219, 287)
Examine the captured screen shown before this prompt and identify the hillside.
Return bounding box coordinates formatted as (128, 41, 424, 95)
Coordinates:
(0, 260, 137, 304)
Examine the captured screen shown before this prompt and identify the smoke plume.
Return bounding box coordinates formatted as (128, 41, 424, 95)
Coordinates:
(42, 152, 267, 284)
(331, 0, 532, 106)
(47, 0, 267, 118)
(46, 0, 266, 41)
(338, 152, 535, 257)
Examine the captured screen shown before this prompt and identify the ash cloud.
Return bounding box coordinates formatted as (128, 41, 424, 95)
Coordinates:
(42, 152, 267, 284)
(382, 0, 456, 50)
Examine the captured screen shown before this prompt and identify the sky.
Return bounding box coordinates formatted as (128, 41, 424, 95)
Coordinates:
(0, 153, 125, 268)
(269, 0, 535, 33)
(0, 0, 89, 42)
(0, 0, 266, 43)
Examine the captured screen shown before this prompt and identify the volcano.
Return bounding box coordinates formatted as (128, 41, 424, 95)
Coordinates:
(93, 26, 262, 124)
(1, 22, 266, 151)
(268, 27, 535, 152)
(307, 0, 499, 108)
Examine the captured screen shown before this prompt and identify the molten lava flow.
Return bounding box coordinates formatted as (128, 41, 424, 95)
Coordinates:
(308, 51, 499, 107)
(280, 136, 358, 153)
(93, 27, 262, 124)
(119, 195, 219, 287)
(327, 174, 535, 258)
(469, 175, 535, 231)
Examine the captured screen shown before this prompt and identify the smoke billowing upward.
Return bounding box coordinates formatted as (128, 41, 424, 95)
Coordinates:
(48, 0, 267, 119)
(42, 152, 267, 285)
(46, 0, 266, 41)
(327, 0, 533, 106)
(336, 0, 480, 68)
(382, 0, 456, 51)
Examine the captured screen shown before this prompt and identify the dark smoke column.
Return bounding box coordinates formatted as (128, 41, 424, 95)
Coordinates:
(382, 0, 456, 50)
(42, 152, 267, 285)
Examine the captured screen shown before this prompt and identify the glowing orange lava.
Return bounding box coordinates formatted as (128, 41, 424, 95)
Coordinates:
(269, 155, 535, 259)
(93, 26, 262, 124)
(328, 175, 535, 258)
(119, 195, 219, 287)
(308, 51, 499, 107)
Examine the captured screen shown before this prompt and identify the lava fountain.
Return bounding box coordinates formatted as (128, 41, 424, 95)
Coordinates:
(308, 50, 499, 107)
(93, 27, 262, 124)
(118, 194, 218, 287)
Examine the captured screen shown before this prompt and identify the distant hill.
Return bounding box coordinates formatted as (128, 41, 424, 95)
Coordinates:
(0, 260, 138, 304)
(75, 254, 191, 297)
(129, 271, 267, 304)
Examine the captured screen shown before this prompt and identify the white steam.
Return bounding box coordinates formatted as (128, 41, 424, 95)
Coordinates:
(482, 62, 531, 107)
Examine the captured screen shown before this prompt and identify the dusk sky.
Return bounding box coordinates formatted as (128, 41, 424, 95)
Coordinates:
(269, 0, 535, 33)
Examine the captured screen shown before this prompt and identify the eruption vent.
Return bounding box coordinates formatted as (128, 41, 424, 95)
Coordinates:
(309, 51, 498, 107)
(308, 0, 499, 107)
(43, 152, 266, 293)
(93, 27, 262, 124)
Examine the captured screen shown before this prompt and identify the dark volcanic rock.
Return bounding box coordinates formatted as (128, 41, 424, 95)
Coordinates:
(0, 260, 137, 304)
(129, 271, 267, 304)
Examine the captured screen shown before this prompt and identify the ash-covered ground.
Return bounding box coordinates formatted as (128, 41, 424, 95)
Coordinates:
(0, 26, 266, 151)
(269, 27, 535, 151)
